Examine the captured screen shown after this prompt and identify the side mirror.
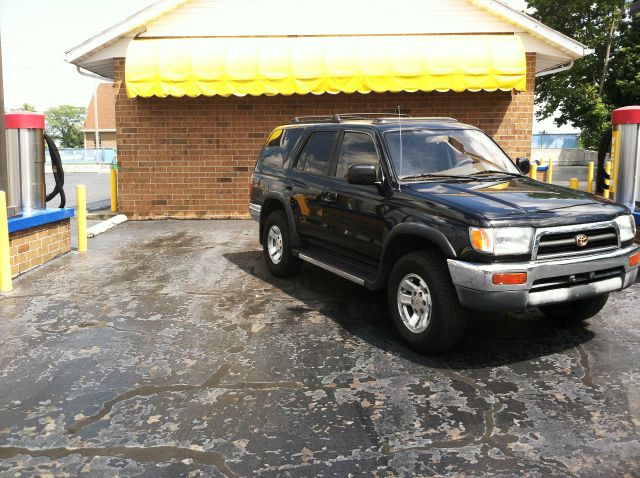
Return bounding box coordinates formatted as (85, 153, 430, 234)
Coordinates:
(347, 164, 377, 186)
(516, 157, 530, 175)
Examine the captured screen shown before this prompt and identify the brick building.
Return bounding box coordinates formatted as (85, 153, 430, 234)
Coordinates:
(66, 0, 589, 219)
(83, 83, 117, 148)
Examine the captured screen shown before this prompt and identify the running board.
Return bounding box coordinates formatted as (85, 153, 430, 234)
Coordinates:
(294, 246, 380, 288)
(297, 252, 369, 286)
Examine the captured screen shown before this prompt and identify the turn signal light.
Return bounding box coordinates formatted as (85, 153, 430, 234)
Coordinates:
(492, 272, 527, 285)
(470, 228, 492, 253)
(630, 252, 640, 267)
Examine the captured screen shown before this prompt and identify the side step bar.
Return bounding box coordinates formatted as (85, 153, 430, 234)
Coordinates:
(298, 252, 366, 286)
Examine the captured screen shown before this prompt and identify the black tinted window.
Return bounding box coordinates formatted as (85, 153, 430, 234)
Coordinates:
(258, 128, 303, 169)
(335, 132, 379, 178)
(296, 131, 337, 176)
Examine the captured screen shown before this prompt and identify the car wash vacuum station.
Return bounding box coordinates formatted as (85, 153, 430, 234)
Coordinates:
(0, 112, 74, 290)
(611, 106, 640, 226)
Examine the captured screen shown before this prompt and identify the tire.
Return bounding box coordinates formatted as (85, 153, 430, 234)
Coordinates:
(262, 210, 301, 277)
(387, 250, 467, 354)
(539, 294, 609, 322)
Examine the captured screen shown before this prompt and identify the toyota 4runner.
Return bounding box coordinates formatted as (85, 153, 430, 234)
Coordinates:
(249, 114, 639, 353)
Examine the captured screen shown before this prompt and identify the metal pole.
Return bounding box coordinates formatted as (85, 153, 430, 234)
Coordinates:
(0, 191, 11, 292)
(77, 184, 87, 252)
(587, 162, 594, 193)
(93, 80, 100, 148)
(0, 32, 8, 197)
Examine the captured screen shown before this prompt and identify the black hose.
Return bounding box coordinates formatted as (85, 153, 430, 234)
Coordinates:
(44, 132, 66, 208)
(596, 129, 612, 194)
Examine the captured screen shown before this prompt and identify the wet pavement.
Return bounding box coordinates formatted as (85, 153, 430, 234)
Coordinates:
(1, 220, 639, 477)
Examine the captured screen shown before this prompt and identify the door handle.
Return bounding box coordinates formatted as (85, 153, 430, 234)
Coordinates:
(284, 181, 293, 191)
(321, 191, 338, 203)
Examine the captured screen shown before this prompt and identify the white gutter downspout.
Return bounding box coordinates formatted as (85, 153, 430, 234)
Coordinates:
(75, 65, 113, 82)
(535, 61, 574, 78)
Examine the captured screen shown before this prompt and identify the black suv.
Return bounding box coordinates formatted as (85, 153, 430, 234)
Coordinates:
(249, 114, 639, 353)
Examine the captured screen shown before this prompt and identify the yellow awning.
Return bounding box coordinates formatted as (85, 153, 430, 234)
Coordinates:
(125, 35, 526, 99)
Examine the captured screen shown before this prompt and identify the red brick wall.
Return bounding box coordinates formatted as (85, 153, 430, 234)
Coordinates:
(113, 53, 535, 219)
(9, 219, 71, 277)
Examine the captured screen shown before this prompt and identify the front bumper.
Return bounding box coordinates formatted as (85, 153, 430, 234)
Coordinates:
(447, 245, 639, 311)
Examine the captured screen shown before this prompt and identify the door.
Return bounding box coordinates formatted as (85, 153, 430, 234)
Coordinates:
(323, 130, 387, 260)
(288, 130, 338, 243)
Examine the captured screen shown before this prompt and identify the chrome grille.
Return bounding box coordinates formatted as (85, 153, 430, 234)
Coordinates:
(533, 221, 621, 260)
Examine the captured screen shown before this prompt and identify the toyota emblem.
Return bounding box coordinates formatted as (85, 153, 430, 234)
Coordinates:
(575, 234, 589, 247)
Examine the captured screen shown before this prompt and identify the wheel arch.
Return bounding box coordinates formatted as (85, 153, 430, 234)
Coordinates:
(260, 193, 298, 245)
(376, 224, 457, 288)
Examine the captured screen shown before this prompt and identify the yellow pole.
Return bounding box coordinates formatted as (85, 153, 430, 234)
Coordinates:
(0, 191, 12, 292)
(569, 178, 579, 190)
(529, 162, 537, 180)
(587, 162, 594, 193)
(110, 167, 117, 212)
(77, 185, 87, 252)
(604, 162, 611, 199)
(547, 158, 553, 184)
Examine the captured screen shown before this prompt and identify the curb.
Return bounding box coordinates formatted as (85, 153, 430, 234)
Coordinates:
(87, 214, 128, 238)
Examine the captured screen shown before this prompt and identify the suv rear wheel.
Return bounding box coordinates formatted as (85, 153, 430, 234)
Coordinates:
(263, 210, 301, 277)
(388, 250, 467, 353)
(539, 294, 609, 322)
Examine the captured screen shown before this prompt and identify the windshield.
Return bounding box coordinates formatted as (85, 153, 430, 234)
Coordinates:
(384, 128, 521, 180)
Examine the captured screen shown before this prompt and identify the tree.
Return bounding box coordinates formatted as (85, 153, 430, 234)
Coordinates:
(44, 105, 86, 148)
(21, 103, 36, 112)
(528, 0, 638, 149)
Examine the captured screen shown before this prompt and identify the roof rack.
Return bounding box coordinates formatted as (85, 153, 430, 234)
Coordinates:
(291, 112, 412, 124)
(373, 116, 458, 124)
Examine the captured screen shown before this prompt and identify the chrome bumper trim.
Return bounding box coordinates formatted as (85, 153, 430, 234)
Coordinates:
(447, 245, 639, 310)
(249, 203, 261, 221)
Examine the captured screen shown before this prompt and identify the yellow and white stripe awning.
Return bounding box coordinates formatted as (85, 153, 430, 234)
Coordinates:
(125, 35, 526, 98)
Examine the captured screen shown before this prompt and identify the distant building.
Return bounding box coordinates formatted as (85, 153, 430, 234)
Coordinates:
(83, 83, 116, 148)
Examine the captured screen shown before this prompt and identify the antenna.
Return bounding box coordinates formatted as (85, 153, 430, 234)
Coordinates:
(397, 106, 403, 185)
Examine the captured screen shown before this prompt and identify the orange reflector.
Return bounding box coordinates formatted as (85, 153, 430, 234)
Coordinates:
(630, 252, 640, 267)
(492, 272, 527, 285)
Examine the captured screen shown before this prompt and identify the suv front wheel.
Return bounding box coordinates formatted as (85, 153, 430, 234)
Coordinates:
(263, 210, 301, 277)
(388, 250, 467, 353)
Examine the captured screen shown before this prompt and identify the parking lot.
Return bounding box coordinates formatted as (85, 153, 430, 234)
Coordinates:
(1, 220, 639, 476)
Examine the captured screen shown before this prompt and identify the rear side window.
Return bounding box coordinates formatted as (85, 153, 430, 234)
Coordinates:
(334, 132, 379, 179)
(295, 131, 338, 176)
(258, 128, 304, 169)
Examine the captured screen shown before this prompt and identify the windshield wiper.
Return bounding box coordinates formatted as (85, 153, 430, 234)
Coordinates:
(400, 173, 472, 182)
(469, 170, 523, 178)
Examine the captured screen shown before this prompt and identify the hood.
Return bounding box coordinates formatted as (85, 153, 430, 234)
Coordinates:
(406, 177, 626, 224)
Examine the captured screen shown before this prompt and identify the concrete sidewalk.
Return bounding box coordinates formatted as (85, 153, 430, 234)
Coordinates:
(1, 220, 639, 476)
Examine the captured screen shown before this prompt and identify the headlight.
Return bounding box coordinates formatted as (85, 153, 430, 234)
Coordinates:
(469, 227, 535, 255)
(615, 214, 637, 242)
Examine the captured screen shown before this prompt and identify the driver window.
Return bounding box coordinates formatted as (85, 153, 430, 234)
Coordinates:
(334, 132, 379, 179)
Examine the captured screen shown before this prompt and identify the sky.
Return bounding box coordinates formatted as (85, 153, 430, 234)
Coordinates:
(0, 0, 572, 133)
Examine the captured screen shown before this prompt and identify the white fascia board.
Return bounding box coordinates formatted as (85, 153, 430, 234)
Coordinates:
(66, 0, 189, 64)
(469, 0, 593, 58)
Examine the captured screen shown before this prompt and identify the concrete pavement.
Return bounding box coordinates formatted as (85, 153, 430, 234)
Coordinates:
(45, 172, 110, 211)
(1, 220, 639, 476)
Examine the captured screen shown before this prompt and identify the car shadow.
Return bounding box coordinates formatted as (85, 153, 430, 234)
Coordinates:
(223, 250, 595, 369)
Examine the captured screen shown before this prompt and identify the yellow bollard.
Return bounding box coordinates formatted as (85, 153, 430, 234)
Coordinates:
(110, 167, 118, 212)
(77, 185, 87, 252)
(569, 178, 579, 190)
(587, 162, 594, 193)
(604, 162, 611, 199)
(547, 159, 553, 184)
(529, 162, 537, 180)
(0, 191, 13, 292)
